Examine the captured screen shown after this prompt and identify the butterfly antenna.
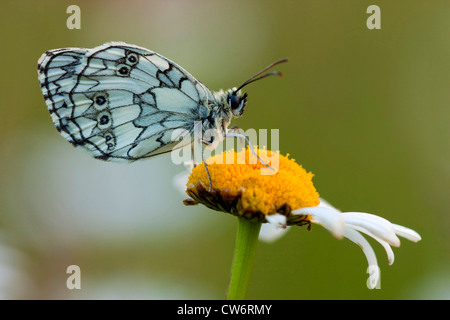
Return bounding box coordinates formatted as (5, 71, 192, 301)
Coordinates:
(234, 58, 289, 93)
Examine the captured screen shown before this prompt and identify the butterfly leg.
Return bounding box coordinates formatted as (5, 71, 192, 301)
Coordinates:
(194, 137, 213, 191)
(202, 151, 213, 192)
(228, 126, 246, 149)
(224, 132, 275, 172)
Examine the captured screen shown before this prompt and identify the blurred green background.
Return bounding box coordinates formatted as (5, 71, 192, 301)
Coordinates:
(0, 0, 449, 299)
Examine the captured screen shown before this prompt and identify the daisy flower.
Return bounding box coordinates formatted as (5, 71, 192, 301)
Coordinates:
(183, 147, 421, 297)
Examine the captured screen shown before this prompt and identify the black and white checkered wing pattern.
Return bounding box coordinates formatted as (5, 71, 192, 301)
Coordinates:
(37, 42, 214, 161)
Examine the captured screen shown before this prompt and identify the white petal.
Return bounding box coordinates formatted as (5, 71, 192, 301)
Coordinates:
(183, 160, 194, 171)
(265, 214, 287, 227)
(343, 228, 381, 288)
(392, 224, 422, 242)
(172, 171, 189, 196)
(379, 240, 395, 266)
(259, 224, 291, 243)
(173, 161, 194, 196)
(349, 226, 395, 265)
(297, 198, 420, 286)
(342, 212, 401, 247)
(317, 198, 341, 212)
(293, 206, 345, 239)
(344, 228, 378, 270)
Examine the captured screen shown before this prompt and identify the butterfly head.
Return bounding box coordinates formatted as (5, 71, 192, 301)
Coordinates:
(227, 89, 248, 117)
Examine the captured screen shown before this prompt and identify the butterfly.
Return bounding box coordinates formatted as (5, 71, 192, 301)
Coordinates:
(37, 42, 286, 188)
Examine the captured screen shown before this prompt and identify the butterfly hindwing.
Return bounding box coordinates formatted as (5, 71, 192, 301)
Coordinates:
(38, 42, 213, 162)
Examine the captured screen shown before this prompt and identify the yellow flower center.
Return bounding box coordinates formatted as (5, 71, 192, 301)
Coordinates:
(186, 147, 320, 217)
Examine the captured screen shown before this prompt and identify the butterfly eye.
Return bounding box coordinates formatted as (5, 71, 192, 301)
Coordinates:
(228, 93, 241, 110)
(228, 92, 247, 117)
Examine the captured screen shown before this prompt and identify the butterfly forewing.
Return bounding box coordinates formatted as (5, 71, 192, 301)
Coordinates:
(38, 42, 213, 162)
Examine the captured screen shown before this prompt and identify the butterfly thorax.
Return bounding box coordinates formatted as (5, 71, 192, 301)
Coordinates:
(199, 89, 234, 148)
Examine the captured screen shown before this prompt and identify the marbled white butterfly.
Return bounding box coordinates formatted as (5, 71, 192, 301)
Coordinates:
(37, 42, 286, 187)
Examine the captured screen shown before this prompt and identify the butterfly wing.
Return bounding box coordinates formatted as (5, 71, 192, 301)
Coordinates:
(38, 42, 214, 162)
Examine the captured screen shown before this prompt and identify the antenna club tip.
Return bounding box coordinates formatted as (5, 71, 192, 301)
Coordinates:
(274, 71, 283, 77)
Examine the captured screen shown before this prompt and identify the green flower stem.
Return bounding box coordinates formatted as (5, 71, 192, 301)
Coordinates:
(226, 217, 262, 300)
